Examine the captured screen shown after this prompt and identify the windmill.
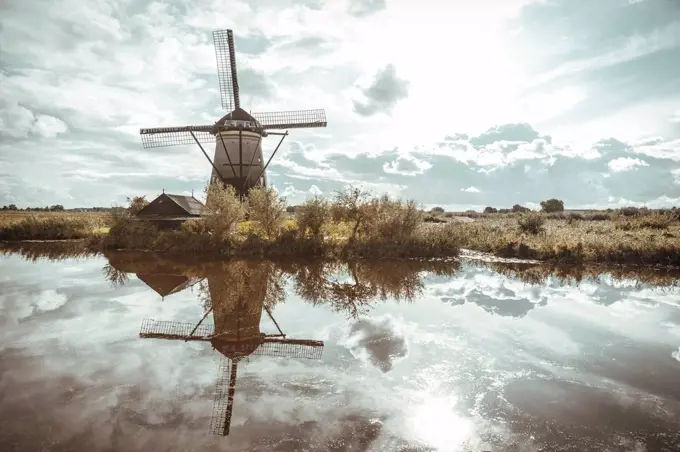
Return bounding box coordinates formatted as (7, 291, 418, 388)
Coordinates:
(138, 280, 324, 436)
(139, 29, 328, 199)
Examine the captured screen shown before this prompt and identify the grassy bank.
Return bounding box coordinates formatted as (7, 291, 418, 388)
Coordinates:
(0, 214, 108, 241)
(3, 186, 679, 265)
(446, 211, 680, 266)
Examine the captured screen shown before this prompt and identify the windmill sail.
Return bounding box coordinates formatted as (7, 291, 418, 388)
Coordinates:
(212, 29, 240, 111)
(209, 355, 238, 436)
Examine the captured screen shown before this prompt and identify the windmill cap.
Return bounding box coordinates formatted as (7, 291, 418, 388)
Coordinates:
(214, 107, 262, 129)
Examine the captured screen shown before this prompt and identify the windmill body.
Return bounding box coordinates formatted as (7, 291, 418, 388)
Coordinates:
(210, 109, 268, 193)
(139, 29, 327, 199)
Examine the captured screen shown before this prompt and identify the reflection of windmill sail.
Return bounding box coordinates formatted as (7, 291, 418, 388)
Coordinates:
(138, 262, 324, 436)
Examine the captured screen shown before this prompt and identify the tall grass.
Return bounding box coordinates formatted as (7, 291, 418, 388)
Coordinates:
(0, 215, 102, 241)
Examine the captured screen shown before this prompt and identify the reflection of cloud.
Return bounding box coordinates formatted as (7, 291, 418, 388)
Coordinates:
(345, 316, 408, 373)
(673, 347, 680, 363)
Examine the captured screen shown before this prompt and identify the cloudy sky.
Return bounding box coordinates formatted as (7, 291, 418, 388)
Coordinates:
(1, 0, 680, 210)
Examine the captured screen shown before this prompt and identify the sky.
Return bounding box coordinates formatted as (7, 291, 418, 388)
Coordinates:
(1, 0, 680, 210)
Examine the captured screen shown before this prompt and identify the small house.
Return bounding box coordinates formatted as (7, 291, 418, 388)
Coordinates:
(136, 192, 206, 229)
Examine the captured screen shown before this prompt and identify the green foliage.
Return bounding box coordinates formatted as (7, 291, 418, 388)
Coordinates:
(540, 198, 564, 213)
(363, 195, 422, 240)
(295, 196, 331, 238)
(247, 186, 287, 239)
(331, 186, 374, 241)
(126, 196, 149, 215)
(517, 212, 546, 234)
(203, 183, 247, 240)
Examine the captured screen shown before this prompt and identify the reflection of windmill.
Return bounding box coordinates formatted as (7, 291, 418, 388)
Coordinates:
(138, 288, 324, 436)
(136, 273, 204, 300)
(139, 29, 328, 199)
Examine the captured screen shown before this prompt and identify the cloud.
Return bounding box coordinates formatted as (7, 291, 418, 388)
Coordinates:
(352, 64, 410, 117)
(347, 0, 386, 18)
(1, 0, 679, 209)
(272, 123, 680, 209)
(345, 315, 409, 372)
(608, 157, 649, 173)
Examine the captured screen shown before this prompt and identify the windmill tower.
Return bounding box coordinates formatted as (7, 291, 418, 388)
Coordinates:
(137, 267, 324, 436)
(139, 29, 328, 199)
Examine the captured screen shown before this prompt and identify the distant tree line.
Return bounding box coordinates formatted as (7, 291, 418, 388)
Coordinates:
(0, 204, 115, 212)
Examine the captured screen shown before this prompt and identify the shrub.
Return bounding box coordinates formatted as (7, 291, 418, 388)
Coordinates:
(203, 183, 247, 240)
(512, 204, 531, 213)
(618, 206, 640, 217)
(584, 213, 610, 221)
(517, 212, 546, 234)
(363, 195, 422, 240)
(637, 212, 673, 229)
(430, 206, 445, 213)
(483, 206, 497, 214)
(332, 186, 375, 241)
(126, 196, 148, 215)
(540, 198, 564, 213)
(423, 215, 447, 223)
(247, 186, 287, 238)
(296, 196, 331, 238)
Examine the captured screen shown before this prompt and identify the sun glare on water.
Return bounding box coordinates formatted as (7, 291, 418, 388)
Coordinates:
(407, 395, 475, 452)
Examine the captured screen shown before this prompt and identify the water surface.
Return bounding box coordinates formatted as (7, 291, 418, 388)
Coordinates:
(1, 248, 680, 451)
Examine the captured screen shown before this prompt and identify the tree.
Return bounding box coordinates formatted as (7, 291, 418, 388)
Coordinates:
(332, 186, 374, 242)
(430, 206, 444, 213)
(126, 196, 149, 215)
(539, 198, 564, 213)
(8, 204, 17, 211)
(512, 204, 530, 213)
(483, 206, 497, 214)
(248, 186, 287, 238)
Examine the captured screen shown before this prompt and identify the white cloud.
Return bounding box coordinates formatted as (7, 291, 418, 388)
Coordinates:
(461, 187, 480, 193)
(607, 157, 649, 172)
(309, 184, 323, 195)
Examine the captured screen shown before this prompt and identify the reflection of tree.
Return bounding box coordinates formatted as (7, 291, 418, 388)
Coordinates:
(286, 259, 461, 318)
(467, 260, 680, 289)
(102, 262, 129, 288)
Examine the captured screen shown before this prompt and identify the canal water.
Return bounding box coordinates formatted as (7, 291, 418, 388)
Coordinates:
(1, 248, 679, 451)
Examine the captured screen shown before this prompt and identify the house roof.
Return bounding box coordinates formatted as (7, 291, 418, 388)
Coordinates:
(164, 194, 205, 216)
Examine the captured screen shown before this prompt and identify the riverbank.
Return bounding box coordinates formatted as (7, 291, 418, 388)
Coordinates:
(2, 189, 679, 265)
(443, 212, 680, 266)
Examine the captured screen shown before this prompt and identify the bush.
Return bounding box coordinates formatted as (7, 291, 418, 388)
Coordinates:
(517, 212, 546, 234)
(540, 198, 564, 213)
(512, 204, 531, 213)
(618, 206, 640, 217)
(637, 212, 674, 229)
(126, 196, 149, 215)
(483, 206, 497, 214)
(296, 196, 331, 238)
(430, 206, 445, 213)
(363, 195, 422, 240)
(247, 186, 287, 238)
(203, 183, 247, 240)
(423, 215, 447, 223)
(332, 186, 375, 241)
